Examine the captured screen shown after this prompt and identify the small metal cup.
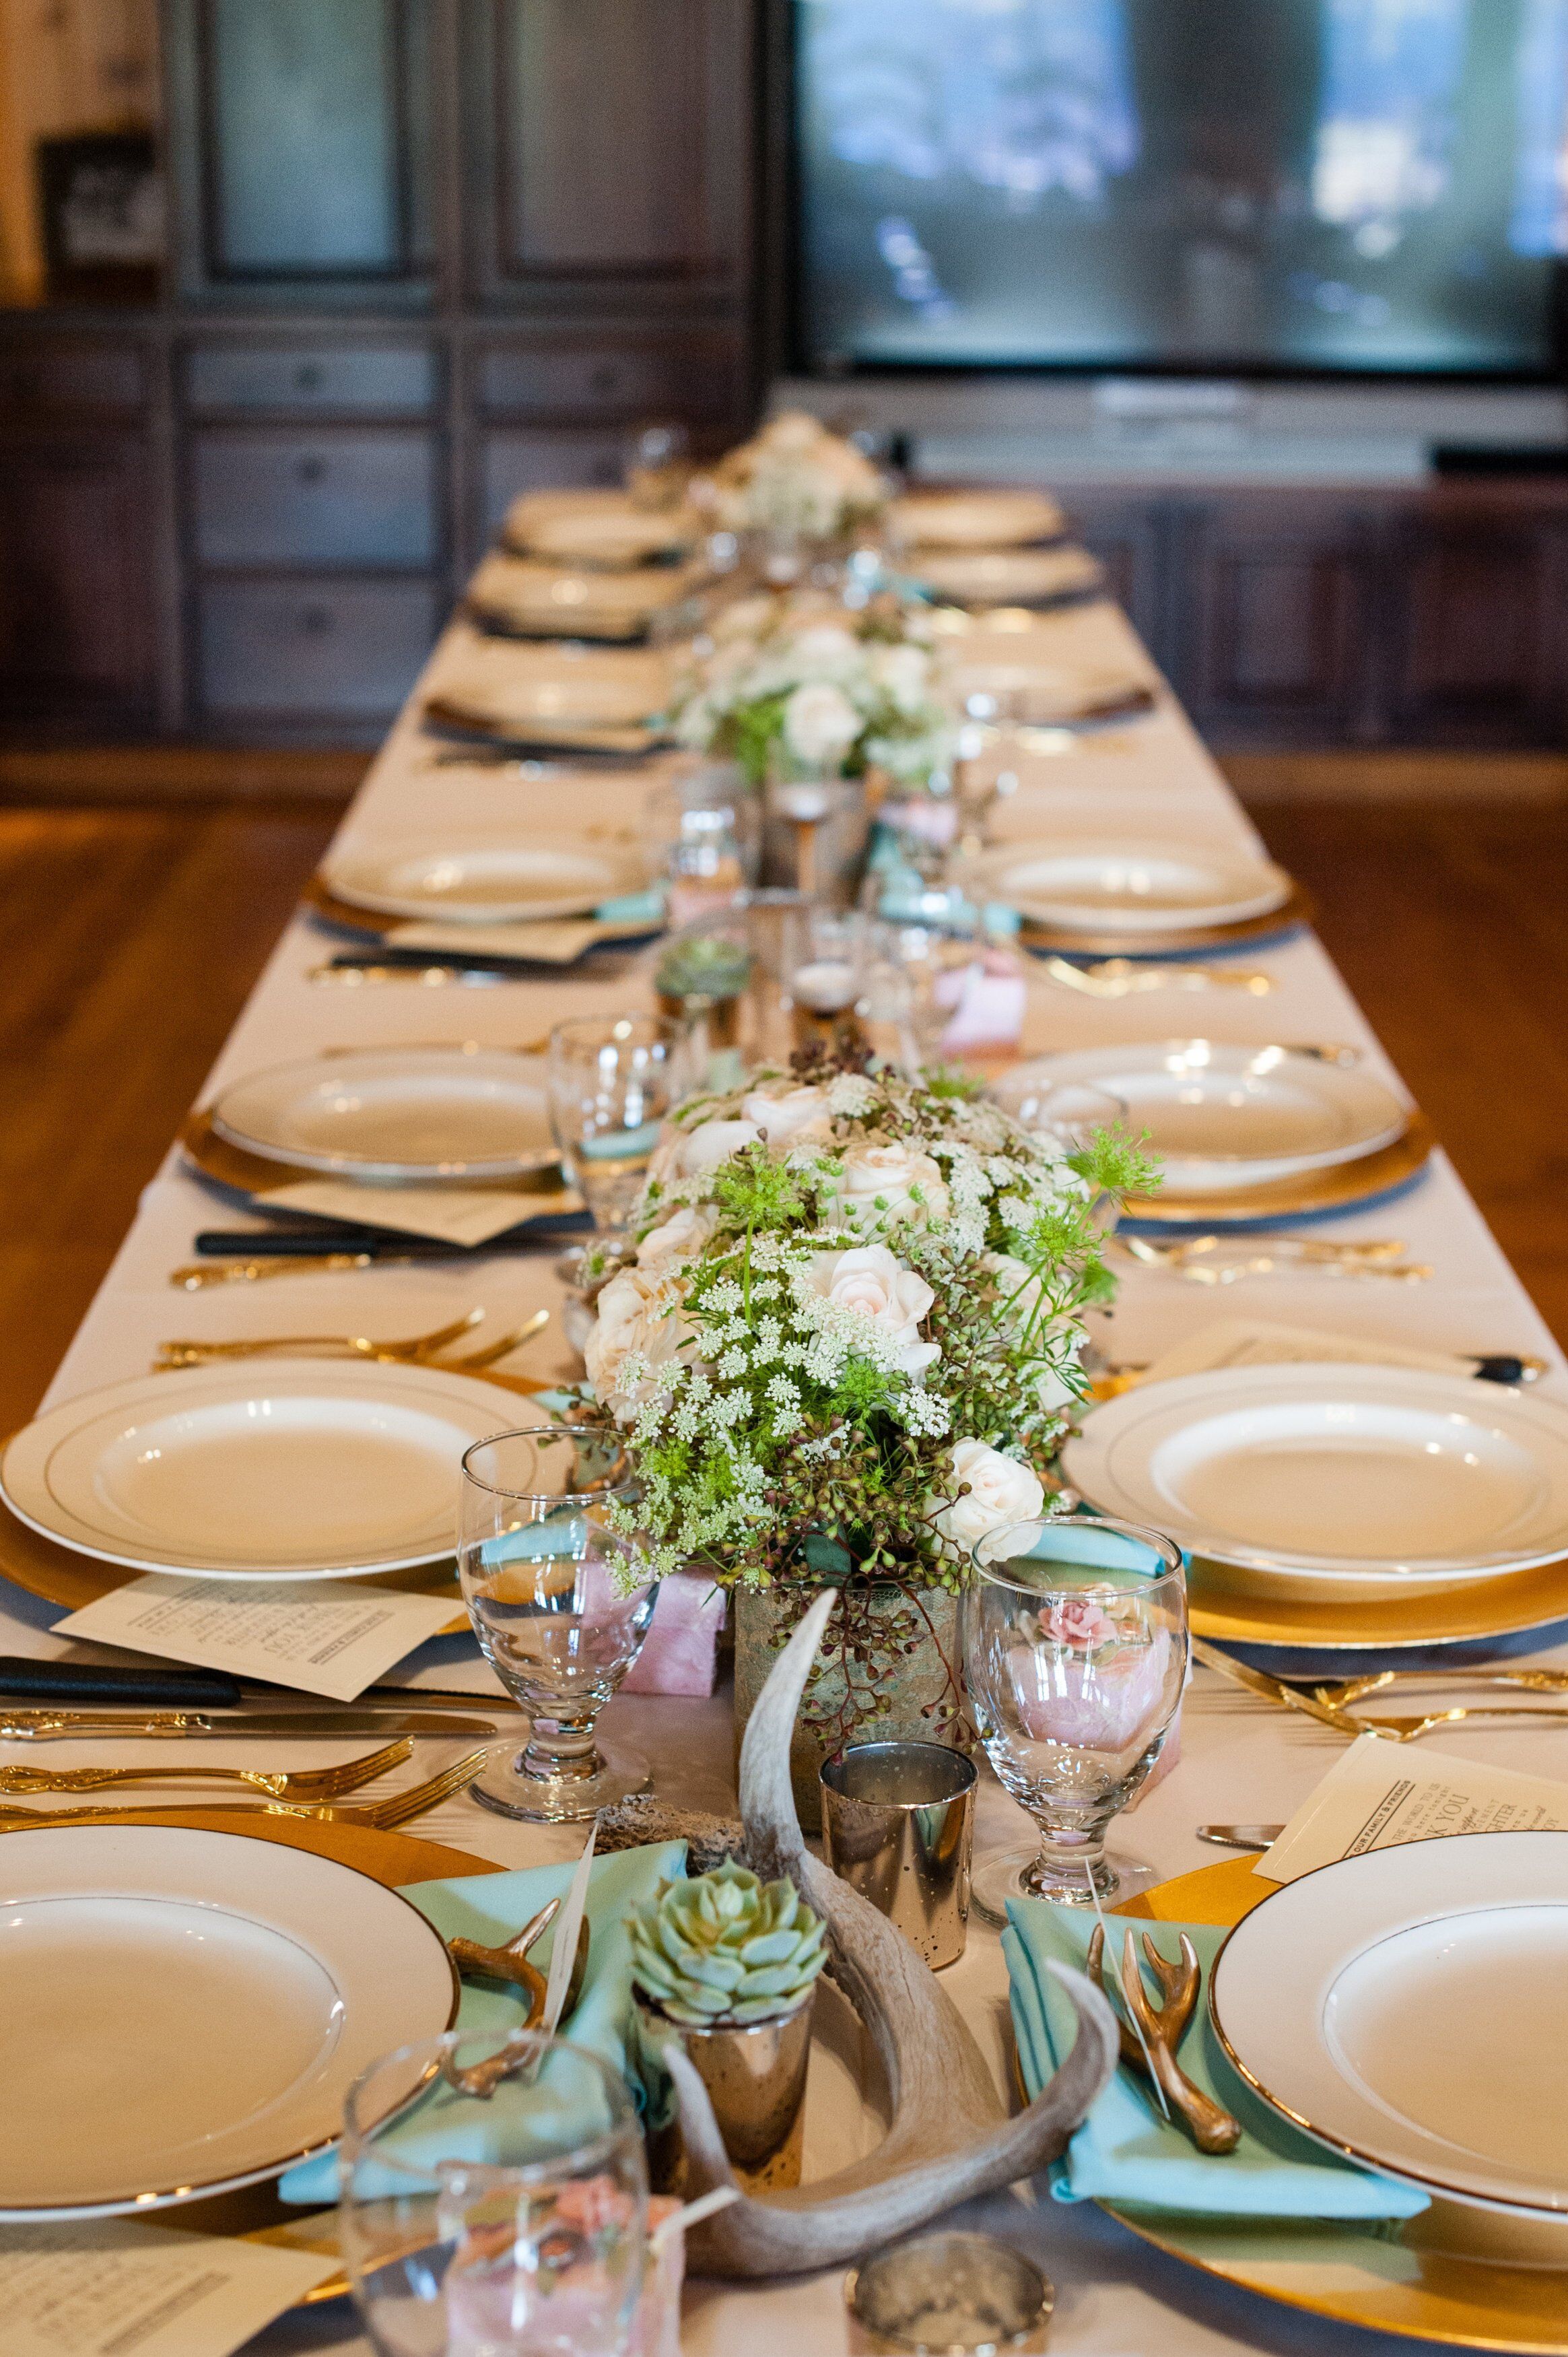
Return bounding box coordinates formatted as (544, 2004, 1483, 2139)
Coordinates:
(820, 1740, 976, 1970)
(846, 2230, 1053, 2354)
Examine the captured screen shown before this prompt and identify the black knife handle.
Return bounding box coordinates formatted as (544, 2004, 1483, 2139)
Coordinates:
(0, 1656, 244, 1709)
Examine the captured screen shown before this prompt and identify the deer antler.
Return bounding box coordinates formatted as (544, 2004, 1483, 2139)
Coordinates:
(658, 1588, 1119, 2277)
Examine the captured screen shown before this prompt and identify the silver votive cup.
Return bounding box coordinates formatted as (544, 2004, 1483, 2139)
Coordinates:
(630, 1985, 815, 2199)
(846, 2231, 1053, 2354)
(820, 1739, 976, 1969)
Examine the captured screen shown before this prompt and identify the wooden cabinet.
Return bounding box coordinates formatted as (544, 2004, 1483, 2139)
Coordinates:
(0, 432, 156, 727)
(1176, 498, 1376, 742)
(1058, 492, 1168, 659)
(465, 0, 755, 302)
(190, 428, 440, 568)
(1387, 506, 1568, 744)
(195, 578, 439, 724)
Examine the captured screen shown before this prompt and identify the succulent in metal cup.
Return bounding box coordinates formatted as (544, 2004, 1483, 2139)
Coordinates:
(628, 1859, 826, 2026)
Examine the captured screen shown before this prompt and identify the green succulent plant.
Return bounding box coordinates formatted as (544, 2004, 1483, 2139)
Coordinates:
(655, 933, 751, 1004)
(628, 1860, 827, 2026)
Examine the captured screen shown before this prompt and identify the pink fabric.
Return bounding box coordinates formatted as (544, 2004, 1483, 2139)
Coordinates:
(622, 1572, 727, 1695)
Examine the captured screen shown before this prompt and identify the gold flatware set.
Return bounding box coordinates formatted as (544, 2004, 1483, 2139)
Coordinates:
(1120, 1233, 1432, 1284)
(0, 1734, 413, 1800)
(0, 1746, 488, 1834)
(1192, 1636, 1568, 1741)
(154, 1306, 549, 1372)
(1043, 954, 1274, 998)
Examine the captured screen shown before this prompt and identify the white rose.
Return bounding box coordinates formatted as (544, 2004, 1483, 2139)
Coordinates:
(829, 1139, 951, 1235)
(646, 1117, 762, 1192)
(740, 1082, 833, 1148)
(636, 1203, 718, 1270)
(584, 1266, 692, 1424)
(786, 624, 860, 681)
(807, 1244, 939, 1376)
(866, 642, 930, 714)
(762, 411, 823, 456)
(782, 682, 860, 766)
(934, 1440, 1045, 1554)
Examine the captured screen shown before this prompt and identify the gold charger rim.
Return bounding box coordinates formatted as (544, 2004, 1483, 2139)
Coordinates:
(302, 871, 658, 956)
(1103, 1857, 1568, 2352)
(1189, 1543, 1568, 1651)
(1119, 1108, 1434, 1226)
(1020, 875, 1315, 959)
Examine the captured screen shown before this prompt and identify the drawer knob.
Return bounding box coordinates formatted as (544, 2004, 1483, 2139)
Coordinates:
(297, 455, 327, 485)
(298, 605, 333, 636)
(295, 364, 325, 393)
(589, 365, 619, 395)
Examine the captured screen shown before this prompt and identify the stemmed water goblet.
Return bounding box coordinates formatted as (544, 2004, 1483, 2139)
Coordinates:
(457, 1424, 656, 1823)
(962, 1515, 1187, 1919)
(341, 2026, 648, 2357)
(547, 1014, 677, 1236)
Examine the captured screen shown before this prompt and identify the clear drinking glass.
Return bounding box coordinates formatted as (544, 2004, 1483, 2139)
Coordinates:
(341, 2026, 648, 2357)
(458, 1426, 656, 1822)
(548, 1015, 676, 1235)
(781, 903, 873, 1051)
(962, 1515, 1186, 1919)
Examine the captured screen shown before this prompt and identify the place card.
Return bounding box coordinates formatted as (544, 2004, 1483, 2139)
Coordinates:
(1256, 1731, 1568, 1885)
(263, 1178, 582, 1247)
(53, 1574, 464, 1702)
(1139, 1317, 1475, 1385)
(0, 2218, 337, 2357)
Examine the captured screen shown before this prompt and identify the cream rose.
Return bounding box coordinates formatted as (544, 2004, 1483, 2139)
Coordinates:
(829, 1139, 950, 1235)
(782, 681, 860, 766)
(807, 1244, 939, 1376)
(934, 1440, 1045, 1553)
(584, 1265, 691, 1424)
(646, 1117, 761, 1191)
(866, 642, 930, 715)
(636, 1202, 718, 1271)
(740, 1082, 833, 1148)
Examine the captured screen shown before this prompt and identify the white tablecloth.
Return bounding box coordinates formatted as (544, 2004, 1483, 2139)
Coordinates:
(6, 604, 1565, 2357)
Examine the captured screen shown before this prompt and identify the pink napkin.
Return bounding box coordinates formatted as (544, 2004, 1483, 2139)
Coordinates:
(623, 1572, 727, 1696)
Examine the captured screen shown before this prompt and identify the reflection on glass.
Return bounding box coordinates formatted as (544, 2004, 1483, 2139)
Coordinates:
(548, 1015, 677, 1236)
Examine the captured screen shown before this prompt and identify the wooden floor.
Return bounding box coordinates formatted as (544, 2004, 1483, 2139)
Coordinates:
(0, 768, 1563, 1435)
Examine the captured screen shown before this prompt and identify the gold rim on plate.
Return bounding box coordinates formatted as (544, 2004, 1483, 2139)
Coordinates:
(300, 872, 658, 954)
(1118, 1109, 1435, 1227)
(1019, 876, 1315, 959)
(1189, 1546, 1568, 1652)
(1103, 1858, 1568, 2351)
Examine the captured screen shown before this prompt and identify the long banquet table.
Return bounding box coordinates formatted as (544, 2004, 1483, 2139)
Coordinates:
(5, 576, 1566, 2357)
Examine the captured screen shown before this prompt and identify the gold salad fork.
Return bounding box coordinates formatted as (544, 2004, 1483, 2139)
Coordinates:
(0, 1735, 411, 1801)
(155, 1307, 483, 1368)
(1314, 1665, 1568, 1707)
(0, 1746, 488, 1832)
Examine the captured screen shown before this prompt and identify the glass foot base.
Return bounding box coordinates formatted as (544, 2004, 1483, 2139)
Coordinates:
(471, 1741, 650, 1824)
(971, 1844, 1160, 1925)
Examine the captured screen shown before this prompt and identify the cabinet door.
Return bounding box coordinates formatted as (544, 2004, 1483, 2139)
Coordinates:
(471, 0, 753, 292)
(1058, 494, 1167, 657)
(169, 0, 435, 294)
(1178, 499, 1374, 742)
(191, 430, 438, 567)
(0, 435, 156, 724)
(1389, 516, 1568, 744)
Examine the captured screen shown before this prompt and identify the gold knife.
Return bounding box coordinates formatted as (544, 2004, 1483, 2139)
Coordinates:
(1188, 1636, 1369, 1736)
(0, 1707, 504, 1742)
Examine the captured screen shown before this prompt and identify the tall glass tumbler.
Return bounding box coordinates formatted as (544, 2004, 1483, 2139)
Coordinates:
(548, 1015, 677, 1235)
(962, 1515, 1186, 1919)
(458, 1426, 656, 1822)
(341, 2026, 648, 2357)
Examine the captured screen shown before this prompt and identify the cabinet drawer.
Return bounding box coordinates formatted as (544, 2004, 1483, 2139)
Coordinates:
(477, 336, 739, 422)
(197, 580, 438, 717)
(0, 343, 145, 413)
(192, 430, 438, 567)
(478, 430, 625, 541)
(186, 343, 437, 415)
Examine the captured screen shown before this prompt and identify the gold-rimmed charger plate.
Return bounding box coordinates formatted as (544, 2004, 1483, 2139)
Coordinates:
(1118, 1110, 1435, 1228)
(1019, 876, 1315, 960)
(1104, 1858, 1568, 2351)
(179, 1104, 573, 1213)
(301, 871, 658, 959)
(1190, 1546, 1568, 1653)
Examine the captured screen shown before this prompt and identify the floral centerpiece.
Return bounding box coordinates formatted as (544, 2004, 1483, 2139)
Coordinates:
(672, 592, 958, 793)
(697, 410, 887, 543)
(580, 1040, 1156, 1814)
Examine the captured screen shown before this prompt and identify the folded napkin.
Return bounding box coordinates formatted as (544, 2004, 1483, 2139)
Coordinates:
(279, 1842, 685, 2203)
(1004, 1900, 1427, 2219)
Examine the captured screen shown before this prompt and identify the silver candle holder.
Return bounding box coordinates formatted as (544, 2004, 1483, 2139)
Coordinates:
(846, 2230, 1054, 2354)
(821, 1739, 976, 1969)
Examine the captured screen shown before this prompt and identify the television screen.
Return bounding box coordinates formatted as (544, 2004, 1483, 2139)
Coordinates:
(792, 0, 1568, 376)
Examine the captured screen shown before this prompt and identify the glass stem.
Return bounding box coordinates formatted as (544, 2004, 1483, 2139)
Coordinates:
(1028, 1823, 1115, 1903)
(519, 1711, 601, 1785)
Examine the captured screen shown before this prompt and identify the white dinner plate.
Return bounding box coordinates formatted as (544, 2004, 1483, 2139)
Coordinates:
(1062, 1362, 1568, 1593)
(427, 642, 673, 731)
(911, 545, 1103, 605)
(1, 1359, 514, 1579)
(0, 1824, 454, 2217)
(322, 836, 649, 927)
(502, 490, 697, 568)
(960, 840, 1290, 934)
(998, 1042, 1407, 1193)
(892, 488, 1066, 549)
(1211, 1832, 1568, 2216)
(211, 1048, 557, 1179)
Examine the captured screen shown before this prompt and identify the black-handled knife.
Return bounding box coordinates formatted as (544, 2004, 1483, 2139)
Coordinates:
(0, 1657, 508, 1714)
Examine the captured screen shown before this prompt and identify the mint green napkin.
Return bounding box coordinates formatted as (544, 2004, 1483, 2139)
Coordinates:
(596, 888, 664, 929)
(1004, 1899, 1428, 2219)
(279, 1842, 685, 2203)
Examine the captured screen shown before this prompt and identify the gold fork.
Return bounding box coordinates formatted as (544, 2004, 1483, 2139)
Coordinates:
(0, 1735, 411, 1801)
(156, 1308, 483, 1368)
(0, 1746, 489, 1832)
(1315, 1666, 1568, 1708)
